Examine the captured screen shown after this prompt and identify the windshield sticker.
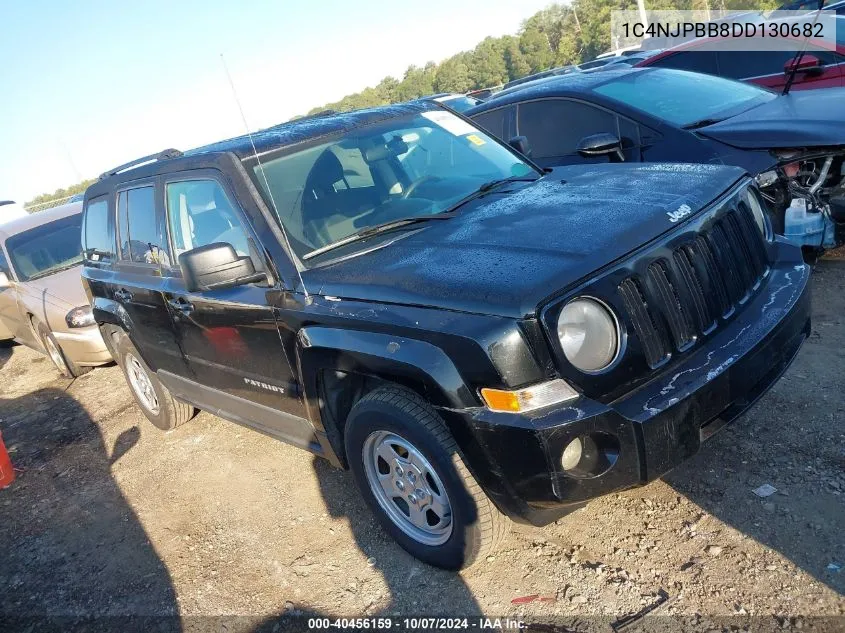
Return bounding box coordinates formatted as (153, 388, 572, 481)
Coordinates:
(421, 110, 476, 137)
(466, 134, 486, 146)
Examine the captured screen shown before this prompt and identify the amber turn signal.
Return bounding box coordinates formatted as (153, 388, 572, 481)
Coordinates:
(480, 379, 578, 413)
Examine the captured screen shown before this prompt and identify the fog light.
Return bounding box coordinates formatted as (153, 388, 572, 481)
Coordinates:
(561, 437, 583, 471)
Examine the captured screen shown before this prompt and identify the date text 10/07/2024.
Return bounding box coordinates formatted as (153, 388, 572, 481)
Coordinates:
(307, 617, 526, 630)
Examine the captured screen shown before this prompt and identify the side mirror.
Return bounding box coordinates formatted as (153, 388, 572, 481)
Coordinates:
(0, 271, 9, 289)
(179, 243, 265, 293)
(577, 133, 625, 162)
(784, 54, 822, 75)
(508, 135, 532, 157)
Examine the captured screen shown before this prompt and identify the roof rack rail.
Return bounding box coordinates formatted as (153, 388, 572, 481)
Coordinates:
(99, 148, 183, 180)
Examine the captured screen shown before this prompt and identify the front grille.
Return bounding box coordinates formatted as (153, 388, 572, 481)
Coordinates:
(618, 199, 769, 368)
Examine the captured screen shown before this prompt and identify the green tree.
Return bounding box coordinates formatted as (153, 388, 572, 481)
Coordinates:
(433, 54, 473, 93)
(519, 26, 555, 73)
(394, 64, 436, 101)
(468, 37, 509, 88)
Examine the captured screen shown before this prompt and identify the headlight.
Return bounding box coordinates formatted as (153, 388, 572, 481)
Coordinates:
(744, 187, 772, 241)
(557, 298, 619, 372)
(66, 305, 95, 328)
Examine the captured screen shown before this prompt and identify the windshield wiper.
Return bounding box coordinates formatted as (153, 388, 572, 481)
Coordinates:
(443, 174, 540, 214)
(683, 118, 725, 130)
(302, 213, 456, 261)
(478, 174, 539, 193)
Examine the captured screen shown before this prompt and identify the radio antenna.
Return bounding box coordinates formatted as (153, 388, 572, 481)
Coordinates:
(220, 53, 309, 299)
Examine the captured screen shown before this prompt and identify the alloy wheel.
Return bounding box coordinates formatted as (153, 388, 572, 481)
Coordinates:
(362, 430, 453, 546)
(125, 353, 160, 415)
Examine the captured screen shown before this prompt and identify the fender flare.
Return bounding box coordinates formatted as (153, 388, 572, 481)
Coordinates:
(296, 326, 480, 464)
(296, 326, 477, 410)
(91, 297, 145, 365)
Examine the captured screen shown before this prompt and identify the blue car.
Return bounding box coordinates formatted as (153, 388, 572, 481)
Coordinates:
(466, 67, 845, 252)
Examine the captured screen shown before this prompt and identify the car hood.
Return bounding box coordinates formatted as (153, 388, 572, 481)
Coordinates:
(21, 264, 88, 310)
(698, 88, 845, 149)
(304, 164, 747, 318)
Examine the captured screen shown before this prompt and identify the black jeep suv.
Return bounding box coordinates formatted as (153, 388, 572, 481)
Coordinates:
(81, 102, 810, 569)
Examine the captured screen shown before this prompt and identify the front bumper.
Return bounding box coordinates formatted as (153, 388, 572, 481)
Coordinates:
(53, 326, 112, 367)
(441, 259, 811, 526)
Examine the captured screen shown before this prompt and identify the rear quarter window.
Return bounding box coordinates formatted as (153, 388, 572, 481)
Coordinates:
(82, 198, 114, 263)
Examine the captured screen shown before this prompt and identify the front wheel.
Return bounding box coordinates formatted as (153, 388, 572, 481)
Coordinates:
(344, 386, 507, 570)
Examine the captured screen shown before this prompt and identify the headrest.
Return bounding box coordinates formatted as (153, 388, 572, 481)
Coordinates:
(308, 151, 344, 190)
(363, 136, 409, 162)
(363, 144, 390, 162)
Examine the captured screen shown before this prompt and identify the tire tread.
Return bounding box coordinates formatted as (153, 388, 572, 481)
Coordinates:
(355, 385, 507, 566)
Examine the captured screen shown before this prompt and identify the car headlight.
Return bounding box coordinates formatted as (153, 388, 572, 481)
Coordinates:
(66, 305, 95, 328)
(557, 298, 619, 372)
(744, 187, 772, 242)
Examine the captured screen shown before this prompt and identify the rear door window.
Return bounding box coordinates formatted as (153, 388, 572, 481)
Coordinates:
(117, 186, 170, 266)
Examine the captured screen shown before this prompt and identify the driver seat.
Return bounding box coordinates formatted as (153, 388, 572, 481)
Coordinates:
(302, 150, 350, 248)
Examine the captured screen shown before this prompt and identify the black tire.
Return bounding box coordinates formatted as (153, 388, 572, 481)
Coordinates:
(37, 324, 90, 378)
(115, 334, 196, 431)
(344, 385, 507, 570)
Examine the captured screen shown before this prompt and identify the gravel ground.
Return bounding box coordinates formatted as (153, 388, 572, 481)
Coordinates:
(0, 261, 843, 632)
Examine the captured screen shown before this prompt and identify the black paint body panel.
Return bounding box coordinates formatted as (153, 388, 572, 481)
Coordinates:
(81, 102, 811, 526)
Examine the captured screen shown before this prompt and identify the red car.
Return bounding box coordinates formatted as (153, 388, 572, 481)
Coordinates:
(636, 27, 845, 91)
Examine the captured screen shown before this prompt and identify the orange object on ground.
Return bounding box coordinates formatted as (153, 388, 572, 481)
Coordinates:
(0, 430, 15, 489)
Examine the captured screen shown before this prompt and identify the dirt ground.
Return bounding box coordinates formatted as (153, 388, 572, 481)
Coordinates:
(1, 261, 844, 632)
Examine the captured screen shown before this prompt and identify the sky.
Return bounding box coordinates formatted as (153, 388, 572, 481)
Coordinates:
(0, 0, 551, 205)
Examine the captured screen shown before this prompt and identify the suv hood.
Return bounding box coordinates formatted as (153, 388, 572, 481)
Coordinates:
(305, 163, 746, 318)
(698, 89, 845, 149)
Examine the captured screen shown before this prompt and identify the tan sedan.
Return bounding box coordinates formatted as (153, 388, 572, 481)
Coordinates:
(0, 201, 111, 377)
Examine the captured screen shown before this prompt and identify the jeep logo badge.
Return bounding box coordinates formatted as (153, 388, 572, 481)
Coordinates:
(667, 204, 692, 223)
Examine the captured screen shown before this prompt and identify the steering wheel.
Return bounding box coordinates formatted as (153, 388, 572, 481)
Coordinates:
(401, 175, 438, 199)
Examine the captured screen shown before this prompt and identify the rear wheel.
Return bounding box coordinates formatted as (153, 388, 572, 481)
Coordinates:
(344, 386, 507, 570)
(115, 334, 195, 430)
(37, 324, 89, 378)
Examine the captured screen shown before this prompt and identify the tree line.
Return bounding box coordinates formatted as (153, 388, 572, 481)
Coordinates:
(25, 179, 95, 212)
(301, 0, 776, 116)
(27, 0, 776, 209)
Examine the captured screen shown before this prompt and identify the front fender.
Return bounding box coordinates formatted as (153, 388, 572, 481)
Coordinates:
(296, 326, 477, 410)
(295, 326, 543, 519)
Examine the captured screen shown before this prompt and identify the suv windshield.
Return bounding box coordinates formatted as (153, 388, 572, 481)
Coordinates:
(6, 213, 83, 281)
(593, 68, 776, 127)
(250, 109, 535, 260)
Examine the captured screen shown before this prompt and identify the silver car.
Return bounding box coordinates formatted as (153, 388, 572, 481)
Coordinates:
(0, 202, 111, 377)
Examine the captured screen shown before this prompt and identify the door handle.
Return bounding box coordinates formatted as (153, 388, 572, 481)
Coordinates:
(114, 288, 133, 302)
(167, 297, 194, 315)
